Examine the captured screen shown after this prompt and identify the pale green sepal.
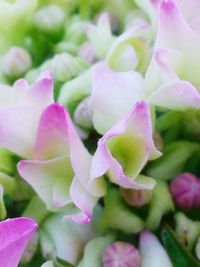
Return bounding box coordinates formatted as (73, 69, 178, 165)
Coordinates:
(98, 188, 144, 233)
(146, 181, 174, 230)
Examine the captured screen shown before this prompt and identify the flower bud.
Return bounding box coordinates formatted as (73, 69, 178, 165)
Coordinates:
(78, 42, 97, 64)
(139, 230, 173, 267)
(74, 97, 93, 129)
(175, 212, 200, 250)
(34, 4, 65, 34)
(50, 53, 88, 82)
(170, 173, 200, 210)
(121, 188, 152, 207)
(2, 47, 31, 78)
(102, 242, 141, 267)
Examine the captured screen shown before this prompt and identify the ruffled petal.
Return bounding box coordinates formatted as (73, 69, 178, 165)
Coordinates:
(90, 101, 160, 189)
(0, 217, 37, 267)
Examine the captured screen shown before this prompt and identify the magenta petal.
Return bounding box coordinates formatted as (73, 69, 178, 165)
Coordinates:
(34, 103, 69, 160)
(0, 217, 37, 267)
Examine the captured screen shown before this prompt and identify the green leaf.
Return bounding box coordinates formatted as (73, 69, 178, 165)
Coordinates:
(161, 225, 200, 267)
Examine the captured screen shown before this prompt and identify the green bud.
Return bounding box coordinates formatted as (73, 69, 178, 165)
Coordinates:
(34, 4, 65, 34)
(175, 212, 200, 250)
(2, 47, 31, 79)
(74, 97, 93, 129)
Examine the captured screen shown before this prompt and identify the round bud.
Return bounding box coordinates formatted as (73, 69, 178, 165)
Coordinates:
(121, 188, 152, 207)
(102, 242, 141, 267)
(170, 173, 200, 210)
(34, 4, 65, 34)
(74, 97, 93, 129)
(3, 47, 31, 78)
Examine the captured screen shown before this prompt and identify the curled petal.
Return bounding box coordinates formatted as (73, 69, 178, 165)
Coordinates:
(90, 101, 160, 189)
(106, 24, 152, 72)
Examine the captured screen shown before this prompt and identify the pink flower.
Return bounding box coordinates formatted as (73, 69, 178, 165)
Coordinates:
(145, 0, 200, 110)
(0, 71, 53, 158)
(0, 217, 37, 267)
(90, 101, 160, 190)
(18, 103, 105, 224)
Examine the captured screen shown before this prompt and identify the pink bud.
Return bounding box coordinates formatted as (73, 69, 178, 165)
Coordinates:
(102, 241, 141, 267)
(121, 188, 152, 207)
(78, 42, 97, 64)
(170, 173, 200, 210)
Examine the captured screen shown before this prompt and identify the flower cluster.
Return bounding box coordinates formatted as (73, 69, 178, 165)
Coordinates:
(0, 0, 200, 266)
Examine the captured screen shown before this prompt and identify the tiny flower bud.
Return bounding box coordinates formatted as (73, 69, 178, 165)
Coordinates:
(170, 173, 200, 210)
(3, 47, 31, 78)
(34, 4, 65, 34)
(102, 242, 141, 267)
(175, 212, 200, 249)
(78, 42, 97, 64)
(121, 188, 152, 207)
(74, 97, 93, 129)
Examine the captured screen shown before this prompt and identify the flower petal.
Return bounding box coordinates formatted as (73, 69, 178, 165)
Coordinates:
(145, 0, 200, 93)
(91, 62, 144, 134)
(148, 80, 200, 109)
(0, 217, 37, 267)
(40, 212, 95, 265)
(85, 13, 114, 59)
(139, 230, 173, 267)
(90, 101, 160, 189)
(18, 156, 73, 210)
(0, 72, 54, 158)
(34, 103, 69, 160)
(69, 177, 98, 224)
(106, 24, 152, 72)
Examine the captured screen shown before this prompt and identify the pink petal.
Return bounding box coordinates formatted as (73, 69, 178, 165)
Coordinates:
(0, 106, 41, 158)
(34, 104, 69, 160)
(0, 72, 54, 158)
(69, 177, 97, 224)
(20, 70, 54, 109)
(90, 101, 160, 189)
(91, 62, 144, 134)
(148, 80, 200, 109)
(0, 217, 37, 267)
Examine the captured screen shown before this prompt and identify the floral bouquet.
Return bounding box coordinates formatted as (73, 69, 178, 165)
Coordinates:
(1, 0, 200, 266)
